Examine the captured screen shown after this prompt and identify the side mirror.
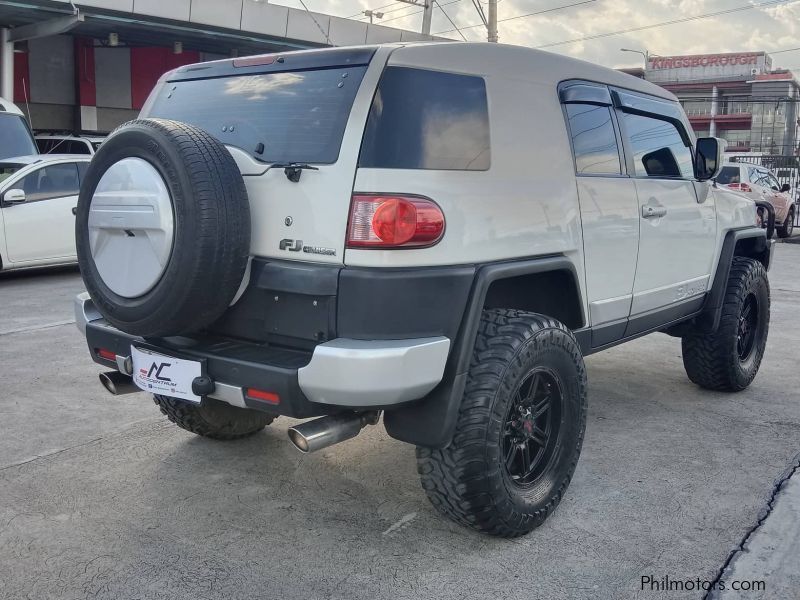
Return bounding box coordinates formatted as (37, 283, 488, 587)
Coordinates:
(694, 137, 726, 181)
(3, 188, 26, 204)
(780, 183, 791, 193)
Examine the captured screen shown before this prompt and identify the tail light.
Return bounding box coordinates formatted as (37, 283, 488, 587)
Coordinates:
(347, 194, 445, 248)
(96, 348, 116, 361)
(727, 183, 752, 192)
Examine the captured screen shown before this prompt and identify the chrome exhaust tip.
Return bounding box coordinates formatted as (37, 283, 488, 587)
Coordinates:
(288, 411, 379, 454)
(99, 371, 140, 395)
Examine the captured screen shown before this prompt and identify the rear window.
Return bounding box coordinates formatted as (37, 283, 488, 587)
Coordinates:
(0, 114, 37, 160)
(716, 166, 742, 185)
(359, 67, 490, 171)
(37, 139, 92, 155)
(148, 66, 367, 164)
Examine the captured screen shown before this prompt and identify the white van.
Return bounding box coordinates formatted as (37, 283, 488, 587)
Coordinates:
(0, 97, 37, 160)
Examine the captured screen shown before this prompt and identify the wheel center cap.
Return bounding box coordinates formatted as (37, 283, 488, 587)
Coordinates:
(88, 158, 175, 298)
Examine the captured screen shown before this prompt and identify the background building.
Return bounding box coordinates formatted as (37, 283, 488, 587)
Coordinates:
(0, 0, 444, 133)
(643, 51, 800, 155)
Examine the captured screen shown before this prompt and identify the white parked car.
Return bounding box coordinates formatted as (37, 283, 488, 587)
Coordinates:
(0, 155, 90, 272)
(35, 133, 105, 156)
(74, 43, 771, 537)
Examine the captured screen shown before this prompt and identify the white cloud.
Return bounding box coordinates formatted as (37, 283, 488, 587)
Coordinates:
(274, 0, 800, 72)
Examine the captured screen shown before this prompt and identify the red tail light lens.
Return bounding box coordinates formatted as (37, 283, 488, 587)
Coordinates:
(96, 348, 116, 361)
(727, 183, 752, 193)
(347, 194, 445, 248)
(245, 388, 280, 404)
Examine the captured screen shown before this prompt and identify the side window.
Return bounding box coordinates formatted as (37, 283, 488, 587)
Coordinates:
(619, 112, 694, 178)
(748, 167, 761, 184)
(754, 171, 770, 188)
(17, 163, 80, 202)
(766, 173, 780, 190)
(564, 104, 622, 175)
(359, 67, 490, 170)
(66, 140, 91, 155)
(77, 162, 89, 182)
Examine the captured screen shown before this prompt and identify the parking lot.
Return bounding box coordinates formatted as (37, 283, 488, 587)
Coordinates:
(0, 244, 798, 600)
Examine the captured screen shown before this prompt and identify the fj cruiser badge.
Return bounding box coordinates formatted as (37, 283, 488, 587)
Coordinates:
(279, 239, 336, 256)
(279, 239, 302, 252)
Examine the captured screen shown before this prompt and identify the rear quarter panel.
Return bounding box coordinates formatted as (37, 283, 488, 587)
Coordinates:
(347, 47, 585, 287)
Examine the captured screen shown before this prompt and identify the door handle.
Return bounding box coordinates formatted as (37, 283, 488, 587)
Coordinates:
(72, 207, 77, 216)
(642, 205, 667, 219)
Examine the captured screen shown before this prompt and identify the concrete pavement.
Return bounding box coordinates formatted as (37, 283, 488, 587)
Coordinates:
(1, 246, 799, 600)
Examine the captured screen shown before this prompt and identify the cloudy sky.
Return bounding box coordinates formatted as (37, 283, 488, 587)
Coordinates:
(273, 0, 800, 74)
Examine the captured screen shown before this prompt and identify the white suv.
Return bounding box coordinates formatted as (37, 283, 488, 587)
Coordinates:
(73, 43, 772, 537)
(717, 161, 795, 238)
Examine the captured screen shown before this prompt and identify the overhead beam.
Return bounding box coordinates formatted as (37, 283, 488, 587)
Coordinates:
(8, 12, 85, 42)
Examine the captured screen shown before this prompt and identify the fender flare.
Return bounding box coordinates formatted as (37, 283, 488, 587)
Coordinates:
(696, 227, 771, 332)
(383, 255, 583, 448)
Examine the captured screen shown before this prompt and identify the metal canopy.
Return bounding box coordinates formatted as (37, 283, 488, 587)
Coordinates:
(0, 2, 314, 54)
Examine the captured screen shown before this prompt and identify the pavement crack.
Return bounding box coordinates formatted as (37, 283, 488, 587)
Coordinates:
(0, 319, 76, 336)
(0, 418, 155, 472)
(704, 451, 800, 600)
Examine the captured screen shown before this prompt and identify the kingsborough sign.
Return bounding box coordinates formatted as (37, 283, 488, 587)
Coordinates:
(646, 52, 772, 83)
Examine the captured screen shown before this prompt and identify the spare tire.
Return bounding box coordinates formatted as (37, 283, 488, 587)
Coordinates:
(76, 119, 250, 337)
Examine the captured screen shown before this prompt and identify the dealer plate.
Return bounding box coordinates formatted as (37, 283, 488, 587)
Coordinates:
(131, 346, 202, 403)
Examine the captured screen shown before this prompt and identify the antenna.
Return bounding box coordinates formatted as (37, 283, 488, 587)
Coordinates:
(22, 76, 32, 130)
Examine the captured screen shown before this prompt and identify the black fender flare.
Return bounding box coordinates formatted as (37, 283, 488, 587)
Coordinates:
(383, 255, 583, 448)
(695, 227, 771, 332)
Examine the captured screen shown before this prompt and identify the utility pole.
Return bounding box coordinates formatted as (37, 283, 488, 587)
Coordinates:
(421, 0, 433, 35)
(487, 0, 498, 43)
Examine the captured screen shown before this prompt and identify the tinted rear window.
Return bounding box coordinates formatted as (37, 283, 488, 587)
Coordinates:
(0, 114, 37, 160)
(148, 66, 367, 164)
(716, 166, 741, 185)
(359, 67, 490, 170)
(37, 139, 92, 155)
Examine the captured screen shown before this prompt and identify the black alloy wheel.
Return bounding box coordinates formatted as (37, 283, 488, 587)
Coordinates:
(736, 293, 759, 362)
(502, 369, 562, 487)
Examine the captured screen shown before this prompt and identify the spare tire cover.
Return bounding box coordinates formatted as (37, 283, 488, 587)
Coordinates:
(76, 118, 251, 337)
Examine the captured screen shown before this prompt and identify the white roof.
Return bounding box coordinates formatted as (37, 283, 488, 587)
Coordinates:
(1, 154, 91, 165)
(35, 133, 106, 142)
(0, 97, 24, 117)
(389, 43, 678, 102)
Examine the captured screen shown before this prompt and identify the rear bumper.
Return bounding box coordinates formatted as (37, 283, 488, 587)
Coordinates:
(75, 293, 449, 415)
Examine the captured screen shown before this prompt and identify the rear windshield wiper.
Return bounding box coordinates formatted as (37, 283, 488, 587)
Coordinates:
(262, 161, 319, 183)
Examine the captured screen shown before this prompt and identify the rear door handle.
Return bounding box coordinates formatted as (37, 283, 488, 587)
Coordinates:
(72, 207, 77, 216)
(642, 205, 667, 219)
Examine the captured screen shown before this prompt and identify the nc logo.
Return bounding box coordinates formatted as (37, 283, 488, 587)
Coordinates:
(147, 362, 172, 382)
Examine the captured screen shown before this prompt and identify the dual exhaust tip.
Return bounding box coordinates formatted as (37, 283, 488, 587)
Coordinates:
(287, 411, 380, 453)
(100, 370, 378, 454)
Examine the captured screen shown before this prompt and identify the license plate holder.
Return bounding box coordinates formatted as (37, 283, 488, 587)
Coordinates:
(131, 345, 204, 403)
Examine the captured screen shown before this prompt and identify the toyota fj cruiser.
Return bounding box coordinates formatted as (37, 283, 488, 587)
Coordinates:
(74, 43, 772, 537)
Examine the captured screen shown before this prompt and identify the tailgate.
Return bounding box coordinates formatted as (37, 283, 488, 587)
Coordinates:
(143, 47, 393, 265)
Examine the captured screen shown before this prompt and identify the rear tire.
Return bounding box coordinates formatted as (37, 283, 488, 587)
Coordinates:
(776, 207, 794, 239)
(154, 395, 275, 440)
(416, 309, 587, 537)
(681, 257, 769, 392)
